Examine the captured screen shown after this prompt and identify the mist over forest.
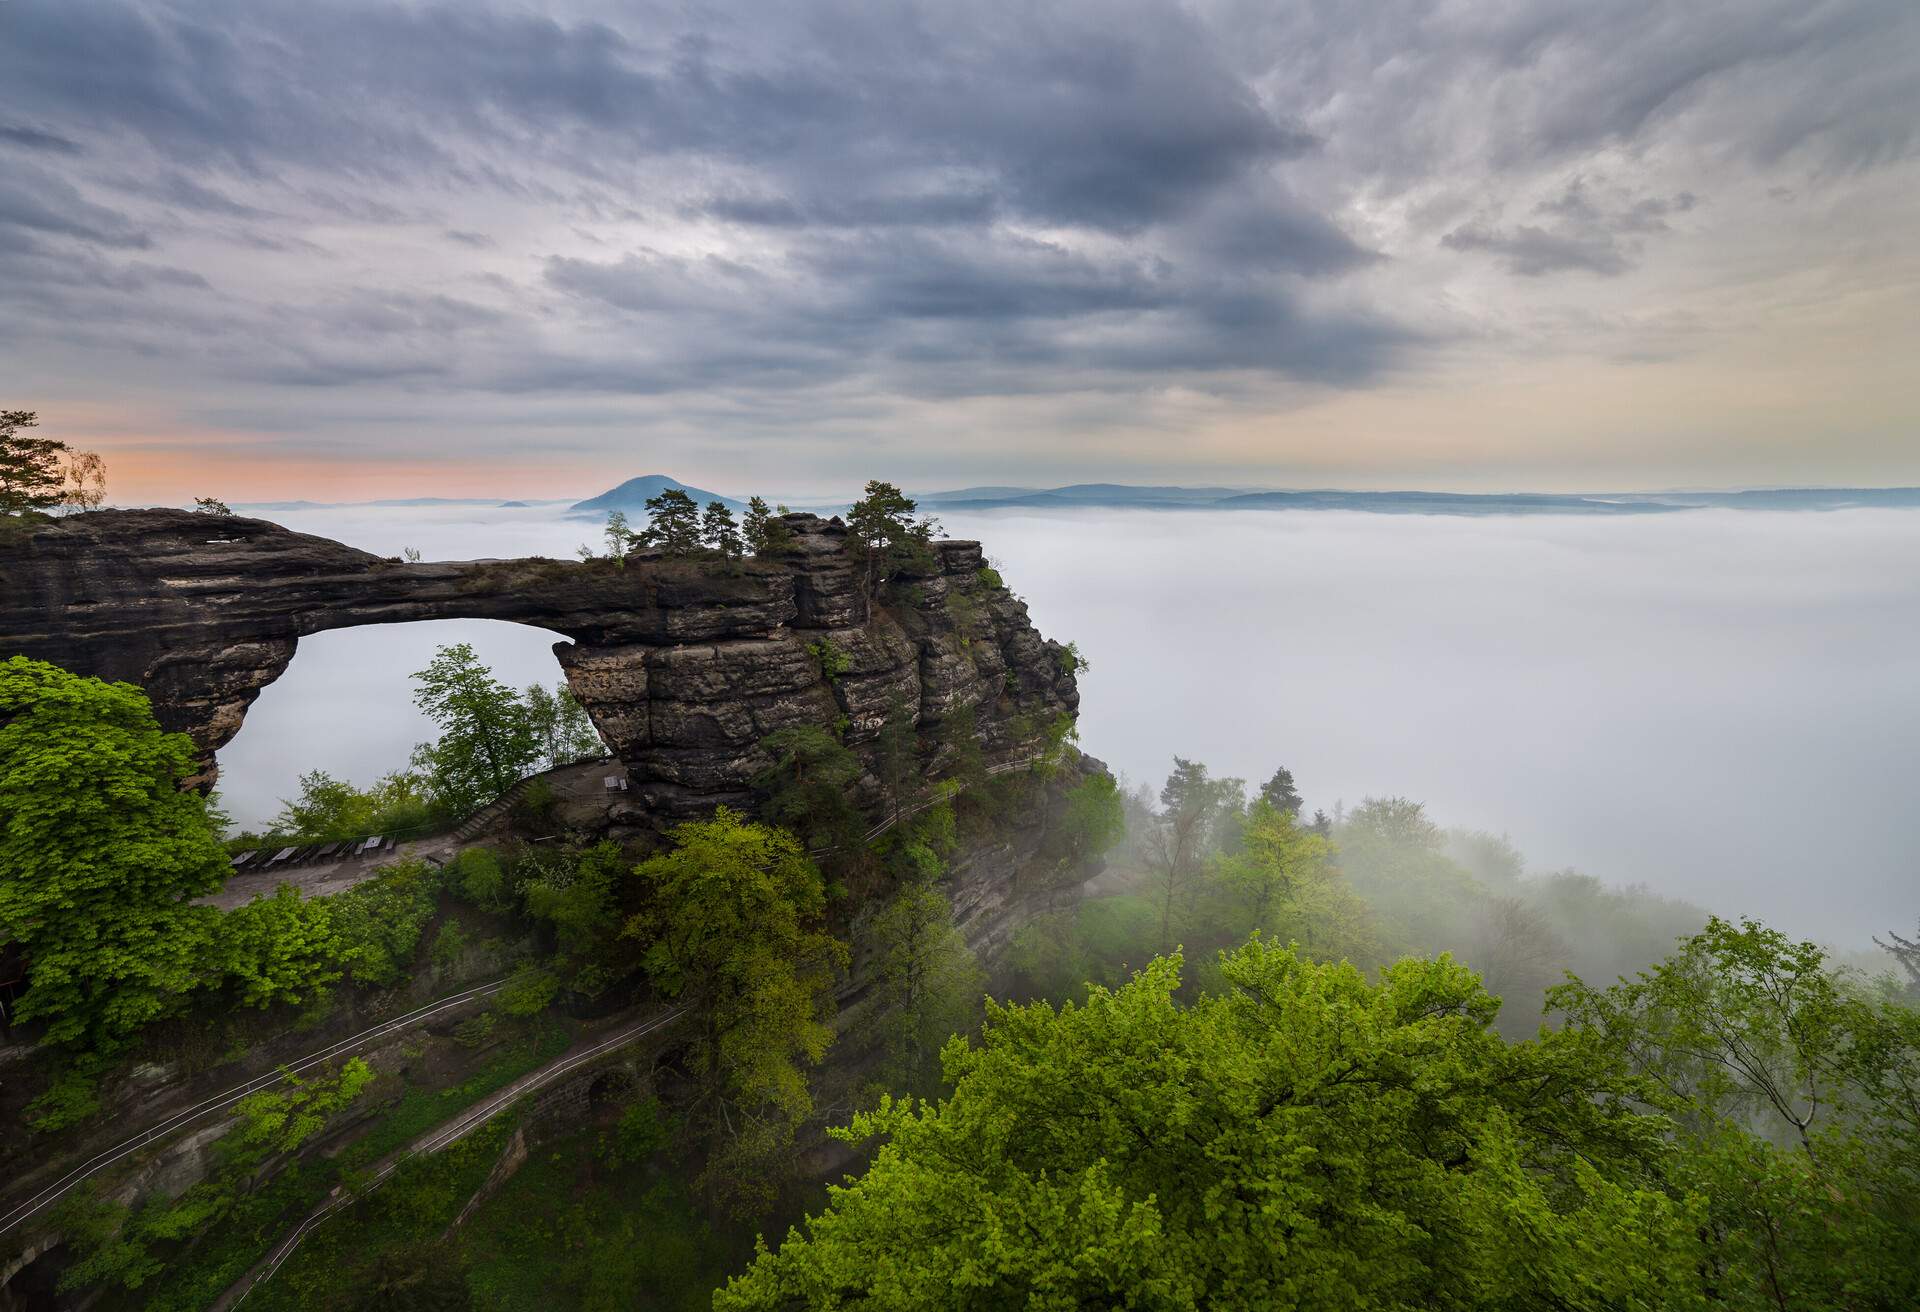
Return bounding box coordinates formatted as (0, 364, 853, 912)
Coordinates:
(221, 500, 1920, 946)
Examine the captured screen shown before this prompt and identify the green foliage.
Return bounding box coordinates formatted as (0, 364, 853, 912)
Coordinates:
(641, 487, 703, 555)
(519, 840, 634, 995)
(975, 564, 1004, 590)
(751, 724, 864, 851)
(879, 798, 956, 883)
(935, 702, 985, 789)
(449, 845, 508, 911)
(1211, 801, 1377, 965)
(1257, 765, 1303, 815)
(429, 920, 468, 975)
(873, 691, 921, 817)
(1054, 639, 1089, 676)
(607, 1093, 672, 1166)
(720, 939, 1698, 1310)
(702, 499, 745, 559)
(806, 637, 852, 680)
(1554, 918, 1920, 1308)
(624, 808, 848, 1212)
(453, 1012, 497, 1048)
(845, 479, 939, 595)
(524, 680, 604, 769)
(496, 963, 562, 1016)
(54, 1059, 374, 1297)
(329, 858, 445, 987)
(26, 1060, 106, 1132)
(226, 1057, 376, 1169)
(0, 657, 229, 1048)
(742, 495, 796, 556)
(864, 883, 985, 1093)
(409, 642, 540, 817)
(459, 1123, 741, 1312)
(1052, 772, 1125, 868)
(217, 885, 345, 1008)
(265, 767, 438, 844)
(1140, 756, 1245, 953)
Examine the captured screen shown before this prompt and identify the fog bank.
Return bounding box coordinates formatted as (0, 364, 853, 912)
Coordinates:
(216, 503, 1920, 944)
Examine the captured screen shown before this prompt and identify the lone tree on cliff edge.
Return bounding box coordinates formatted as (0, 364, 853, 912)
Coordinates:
(846, 479, 938, 595)
(1, 410, 108, 514)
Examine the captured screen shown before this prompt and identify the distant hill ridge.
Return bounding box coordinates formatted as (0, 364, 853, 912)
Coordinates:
(912, 483, 1920, 515)
(569, 475, 746, 518)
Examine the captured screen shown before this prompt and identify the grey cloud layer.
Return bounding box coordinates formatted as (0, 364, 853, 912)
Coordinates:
(0, 0, 1914, 455)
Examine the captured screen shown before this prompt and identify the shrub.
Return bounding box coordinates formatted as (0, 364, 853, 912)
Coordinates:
(495, 964, 561, 1017)
(27, 1063, 104, 1134)
(330, 859, 443, 987)
(449, 846, 507, 912)
(807, 638, 852, 680)
(606, 1094, 671, 1166)
(453, 1013, 497, 1048)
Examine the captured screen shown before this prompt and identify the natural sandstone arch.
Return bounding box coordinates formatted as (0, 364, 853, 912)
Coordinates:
(0, 509, 1080, 822)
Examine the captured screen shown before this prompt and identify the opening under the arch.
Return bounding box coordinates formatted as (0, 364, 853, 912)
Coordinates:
(214, 617, 579, 833)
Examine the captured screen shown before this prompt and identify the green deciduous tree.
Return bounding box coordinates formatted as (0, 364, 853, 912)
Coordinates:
(521, 840, 633, 997)
(1212, 799, 1376, 966)
(719, 939, 1700, 1311)
(624, 808, 848, 1213)
(1553, 918, 1920, 1308)
(524, 680, 603, 769)
(409, 642, 539, 816)
(216, 886, 344, 1009)
(0, 657, 229, 1048)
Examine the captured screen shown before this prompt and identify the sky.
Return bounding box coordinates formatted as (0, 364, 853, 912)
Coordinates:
(217, 502, 1920, 945)
(2, 0, 1916, 503)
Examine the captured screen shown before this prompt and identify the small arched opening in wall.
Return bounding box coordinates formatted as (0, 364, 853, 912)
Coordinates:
(587, 1066, 641, 1109)
(212, 617, 594, 839)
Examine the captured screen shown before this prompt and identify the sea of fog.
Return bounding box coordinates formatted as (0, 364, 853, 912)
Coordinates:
(214, 502, 1920, 946)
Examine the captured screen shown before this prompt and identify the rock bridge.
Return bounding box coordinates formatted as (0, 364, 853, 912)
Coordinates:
(0, 509, 1079, 820)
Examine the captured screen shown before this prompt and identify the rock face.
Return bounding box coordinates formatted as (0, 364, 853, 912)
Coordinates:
(0, 509, 1081, 818)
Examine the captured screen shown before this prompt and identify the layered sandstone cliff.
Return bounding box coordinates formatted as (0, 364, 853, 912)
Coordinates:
(0, 508, 1080, 818)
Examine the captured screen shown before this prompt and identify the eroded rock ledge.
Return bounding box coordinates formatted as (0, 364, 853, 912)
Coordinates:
(0, 509, 1080, 819)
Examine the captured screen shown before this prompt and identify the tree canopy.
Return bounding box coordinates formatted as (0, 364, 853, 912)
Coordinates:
(640, 487, 703, 555)
(408, 642, 539, 816)
(625, 808, 848, 1213)
(845, 479, 938, 594)
(0, 657, 230, 1047)
(719, 939, 1699, 1311)
(1, 410, 107, 515)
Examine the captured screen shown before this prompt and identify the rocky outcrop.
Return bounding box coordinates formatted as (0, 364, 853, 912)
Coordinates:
(0, 509, 1080, 819)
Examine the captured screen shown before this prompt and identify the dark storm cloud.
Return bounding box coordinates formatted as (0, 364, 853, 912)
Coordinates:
(0, 0, 1914, 443)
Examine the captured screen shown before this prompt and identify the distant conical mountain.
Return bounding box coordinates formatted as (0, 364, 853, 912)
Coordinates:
(570, 475, 745, 518)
